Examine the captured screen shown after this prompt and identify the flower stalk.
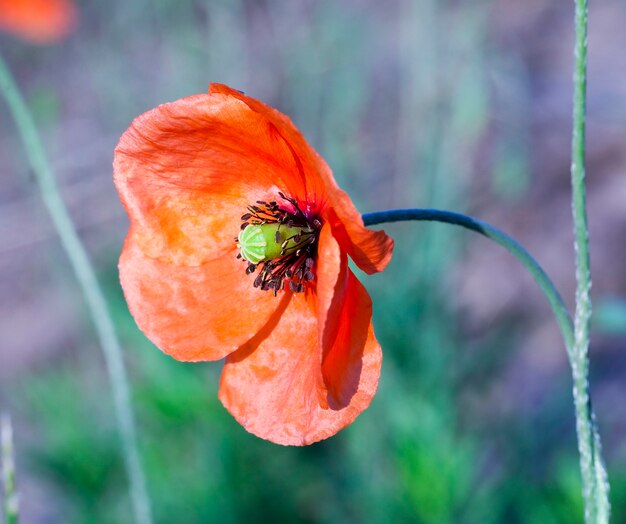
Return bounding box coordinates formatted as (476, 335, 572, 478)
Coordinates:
(1, 414, 18, 524)
(363, 209, 573, 348)
(364, 205, 610, 522)
(570, 0, 611, 520)
(0, 54, 152, 524)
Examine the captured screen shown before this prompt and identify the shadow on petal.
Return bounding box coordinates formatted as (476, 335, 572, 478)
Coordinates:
(227, 290, 293, 363)
(321, 271, 372, 410)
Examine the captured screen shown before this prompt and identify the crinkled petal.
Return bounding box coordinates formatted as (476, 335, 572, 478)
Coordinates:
(211, 84, 394, 274)
(218, 271, 382, 446)
(208, 84, 327, 208)
(320, 270, 378, 410)
(314, 223, 346, 408)
(324, 197, 394, 274)
(0, 0, 76, 43)
(114, 91, 324, 266)
(315, 225, 379, 408)
(119, 238, 281, 362)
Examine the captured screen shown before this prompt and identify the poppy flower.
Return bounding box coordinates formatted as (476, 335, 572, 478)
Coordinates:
(0, 0, 76, 44)
(114, 84, 394, 445)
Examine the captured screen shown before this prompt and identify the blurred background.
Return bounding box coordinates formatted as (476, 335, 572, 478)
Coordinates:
(1, 0, 626, 522)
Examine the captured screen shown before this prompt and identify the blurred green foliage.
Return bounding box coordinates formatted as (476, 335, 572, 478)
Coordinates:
(595, 298, 626, 335)
(4, 0, 626, 523)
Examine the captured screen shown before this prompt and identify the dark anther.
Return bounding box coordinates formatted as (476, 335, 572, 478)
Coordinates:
(238, 192, 323, 295)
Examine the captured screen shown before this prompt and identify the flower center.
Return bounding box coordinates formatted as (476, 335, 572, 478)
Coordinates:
(236, 193, 321, 294)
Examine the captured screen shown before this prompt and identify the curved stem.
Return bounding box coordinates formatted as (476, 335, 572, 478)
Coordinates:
(364, 208, 609, 521)
(0, 55, 152, 524)
(364, 209, 574, 348)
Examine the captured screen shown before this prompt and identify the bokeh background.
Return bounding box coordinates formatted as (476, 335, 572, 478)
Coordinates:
(2, 0, 626, 522)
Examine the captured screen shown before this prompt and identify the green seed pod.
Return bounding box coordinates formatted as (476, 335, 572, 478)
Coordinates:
(238, 223, 313, 264)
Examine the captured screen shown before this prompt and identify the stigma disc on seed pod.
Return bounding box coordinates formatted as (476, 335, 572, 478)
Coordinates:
(238, 224, 268, 265)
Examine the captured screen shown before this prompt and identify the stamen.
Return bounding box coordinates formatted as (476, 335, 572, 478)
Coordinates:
(235, 194, 322, 294)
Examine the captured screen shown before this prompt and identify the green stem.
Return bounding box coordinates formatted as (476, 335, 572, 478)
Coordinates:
(363, 208, 609, 521)
(1, 415, 18, 524)
(364, 209, 573, 348)
(0, 56, 152, 524)
(571, 0, 611, 521)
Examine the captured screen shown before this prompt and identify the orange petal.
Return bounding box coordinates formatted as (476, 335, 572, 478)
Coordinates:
(321, 268, 377, 409)
(314, 223, 346, 408)
(208, 84, 327, 207)
(0, 0, 76, 44)
(119, 238, 281, 362)
(315, 224, 381, 408)
(115, 93, 318, 266)
(210, 84, 394, 274)
(218, 271, 382, 445)
(326, 194, 394, 274)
